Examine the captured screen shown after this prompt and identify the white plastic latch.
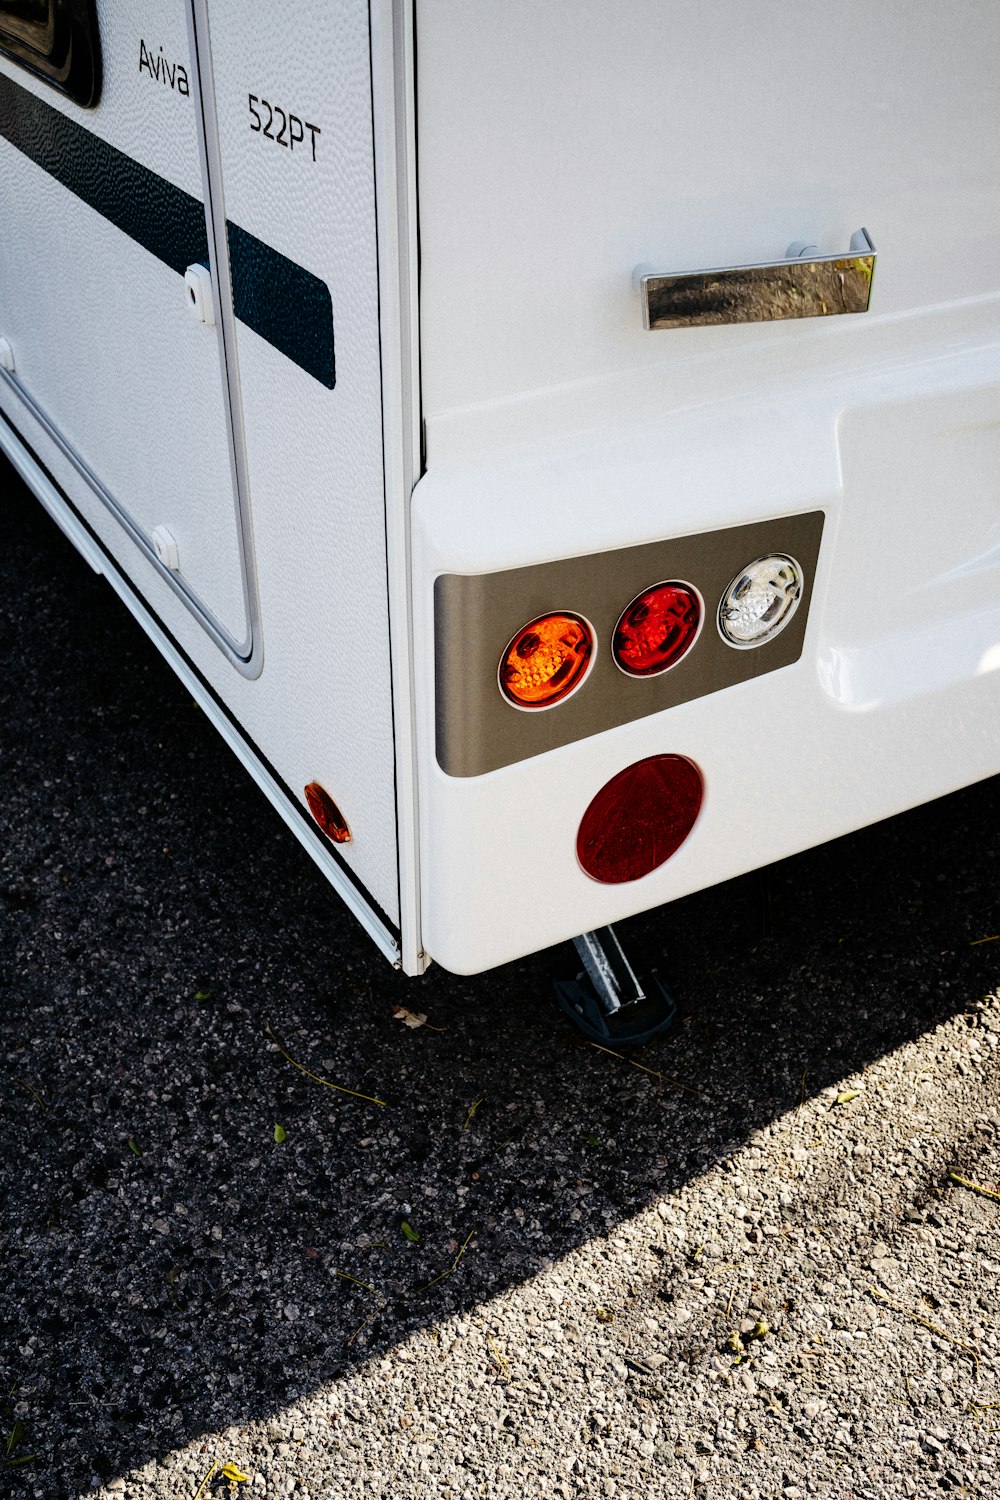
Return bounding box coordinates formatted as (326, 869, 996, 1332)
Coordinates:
(0, 337, 15, 372)
(151, 525, 180, 571)
(184, 263, 216, 326)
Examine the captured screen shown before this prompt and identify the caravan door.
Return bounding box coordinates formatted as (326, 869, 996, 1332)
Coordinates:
(0, 0, 253, 660)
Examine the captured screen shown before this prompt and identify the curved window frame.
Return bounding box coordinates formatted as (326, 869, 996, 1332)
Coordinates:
(0, 0, 101, 108)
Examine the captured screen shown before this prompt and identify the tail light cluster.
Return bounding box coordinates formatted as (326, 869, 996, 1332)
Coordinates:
(495, 553, 804, 883)
(498, 554, 803, 711)
(433, 513, 823, 782)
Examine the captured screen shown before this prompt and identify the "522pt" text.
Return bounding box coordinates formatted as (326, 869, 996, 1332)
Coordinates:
(248, 94, 321, 162)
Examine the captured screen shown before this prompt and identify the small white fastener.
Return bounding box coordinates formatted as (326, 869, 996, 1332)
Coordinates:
(0, 337, 15, 372)
(184, 263, 216, 326)
(151, 525, 180, 571)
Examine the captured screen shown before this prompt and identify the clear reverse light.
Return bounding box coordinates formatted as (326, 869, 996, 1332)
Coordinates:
(718, 553, 803, 648)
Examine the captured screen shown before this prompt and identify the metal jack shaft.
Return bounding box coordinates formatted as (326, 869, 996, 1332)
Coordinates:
(573, 926, 645, 1015)
(556, 924, 676, 1046)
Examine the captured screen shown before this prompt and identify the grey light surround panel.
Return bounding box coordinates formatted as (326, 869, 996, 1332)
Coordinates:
(435, 511, 825, 777)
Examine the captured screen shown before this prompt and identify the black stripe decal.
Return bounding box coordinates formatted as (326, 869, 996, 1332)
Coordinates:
(0, 68, 207, 271)
(227, 223, 335, 389)
(0, 71, 335, 388)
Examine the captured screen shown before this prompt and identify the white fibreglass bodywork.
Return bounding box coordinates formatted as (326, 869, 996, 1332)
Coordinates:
(411, 0, 1000, 972)
(0, 3, 248, 645)
(2, 1, 998, 978)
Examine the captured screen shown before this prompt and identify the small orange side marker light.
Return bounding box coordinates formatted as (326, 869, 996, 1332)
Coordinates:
(304, 781, 351, 844)
(499, 612, 594, 708)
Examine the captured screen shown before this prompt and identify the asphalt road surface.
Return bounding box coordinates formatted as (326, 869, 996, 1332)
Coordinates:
(2, 458, 999, 1499)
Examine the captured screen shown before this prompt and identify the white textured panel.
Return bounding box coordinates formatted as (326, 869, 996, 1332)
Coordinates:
(201, 0, 399, 923)
(6, 0, 204, 189)
(2, 0, 400, 936)
(0, 156, 247, 641)
(0, 0, 249, 643)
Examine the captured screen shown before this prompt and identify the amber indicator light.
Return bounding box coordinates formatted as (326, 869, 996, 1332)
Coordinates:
(613, 581, 701, 677)
(577, 754, 703, 883)
(499, 612, 594, 708)
(304, 781, 351, 843)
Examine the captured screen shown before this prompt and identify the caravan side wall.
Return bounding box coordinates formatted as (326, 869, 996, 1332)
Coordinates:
(0, 1, 416, 964)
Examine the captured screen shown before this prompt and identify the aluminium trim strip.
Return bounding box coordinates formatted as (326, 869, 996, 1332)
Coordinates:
(369, 0, 426, 975)
(185, 0, 262, 677)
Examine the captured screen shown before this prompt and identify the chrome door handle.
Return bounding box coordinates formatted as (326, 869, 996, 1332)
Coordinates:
(636, 228, 876, 330)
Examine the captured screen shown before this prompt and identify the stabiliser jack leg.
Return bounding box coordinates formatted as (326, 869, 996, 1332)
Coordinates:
(555, 924, 676, 1045)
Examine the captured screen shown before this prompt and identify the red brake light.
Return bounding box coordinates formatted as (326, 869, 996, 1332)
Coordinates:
(613, 581, 701, 677)
(577, 755, 703, 883)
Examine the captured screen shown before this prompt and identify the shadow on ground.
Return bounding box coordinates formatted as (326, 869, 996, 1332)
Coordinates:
(2, 461, 998, 1494)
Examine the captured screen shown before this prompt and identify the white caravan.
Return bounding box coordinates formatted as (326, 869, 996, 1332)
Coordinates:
(2, 3, 998, 1034)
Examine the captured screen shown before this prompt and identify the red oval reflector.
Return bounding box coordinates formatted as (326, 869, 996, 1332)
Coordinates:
(577, 755, 702, 883)
(613, 581, 701, 677)
(304, 781, 352, 844)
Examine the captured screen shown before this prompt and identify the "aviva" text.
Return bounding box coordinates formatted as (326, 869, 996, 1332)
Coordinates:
(138, 39, 190, 96)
